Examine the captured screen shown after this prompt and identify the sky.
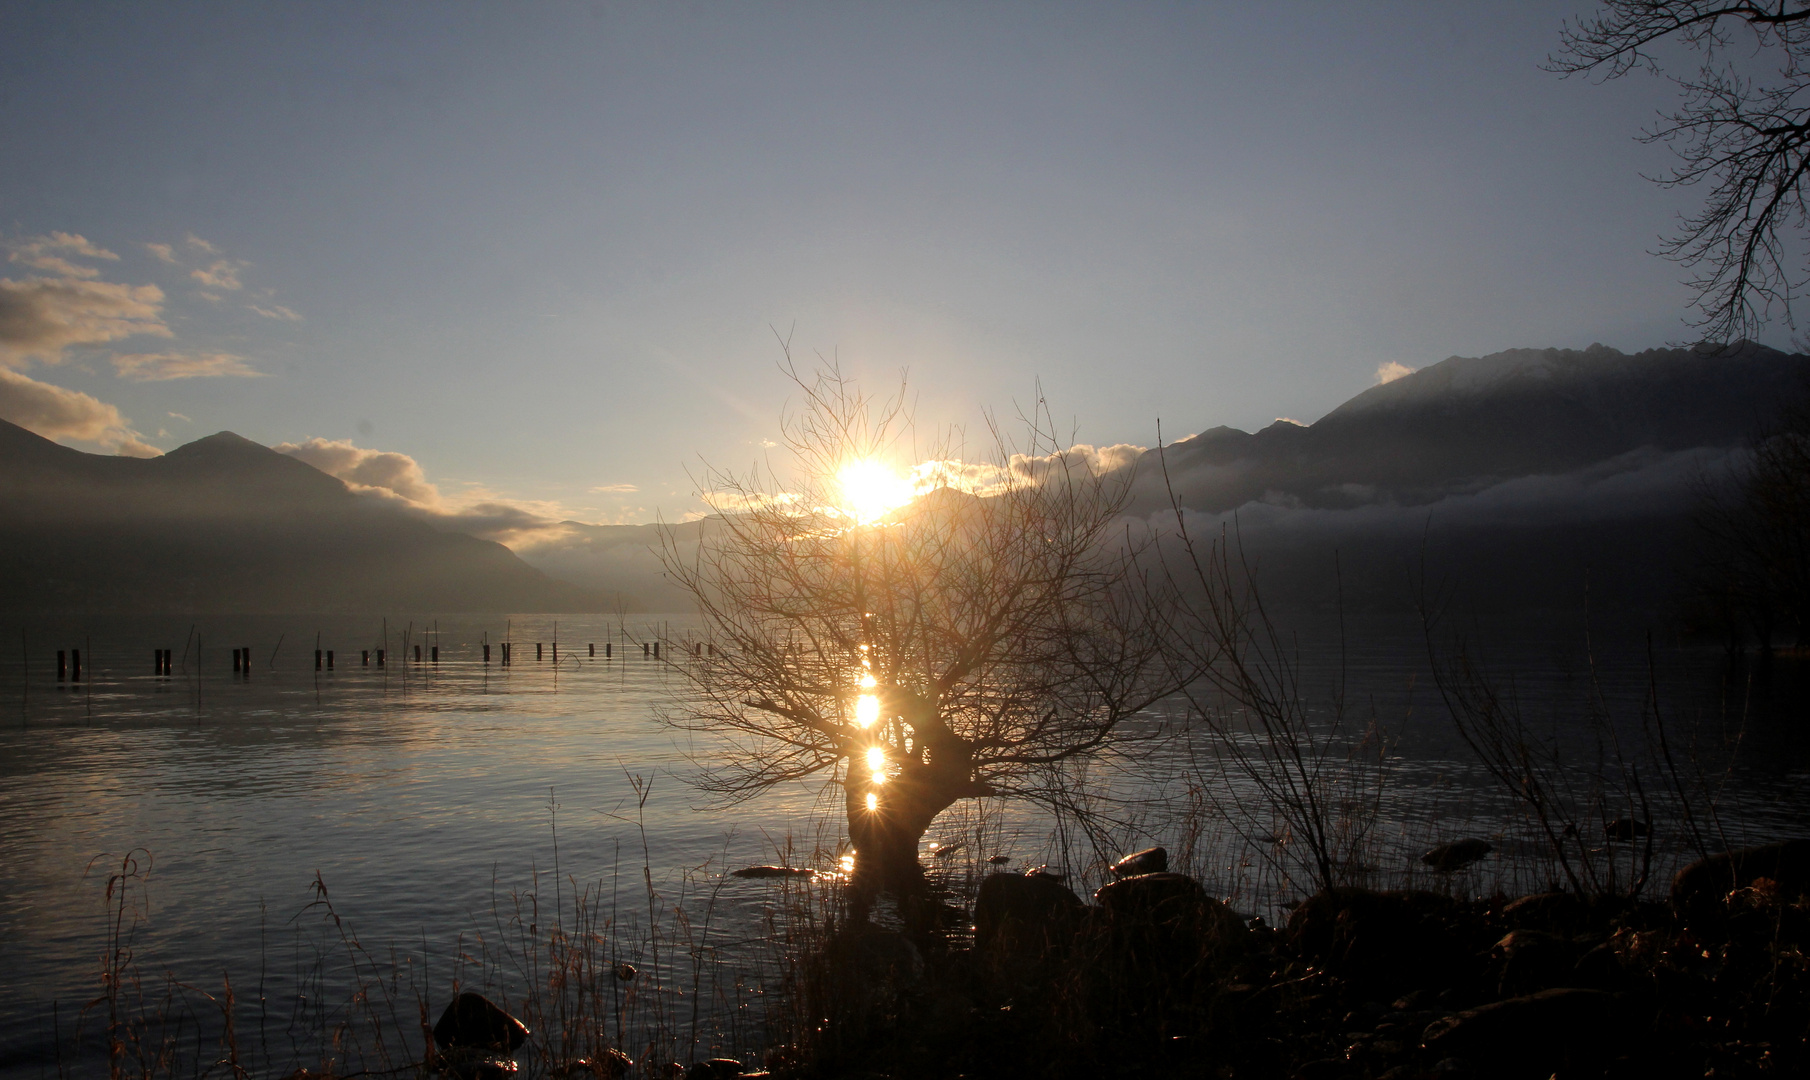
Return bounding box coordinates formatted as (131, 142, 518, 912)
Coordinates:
(0, 1, 1746, 529)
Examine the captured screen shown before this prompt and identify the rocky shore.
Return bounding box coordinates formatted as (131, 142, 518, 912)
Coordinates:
(768, 841, 1810, 1080)
(415, 841, 1810, 1080)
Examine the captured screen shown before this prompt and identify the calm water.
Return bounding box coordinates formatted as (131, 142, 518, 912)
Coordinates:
(2, 610, 1807, 1076)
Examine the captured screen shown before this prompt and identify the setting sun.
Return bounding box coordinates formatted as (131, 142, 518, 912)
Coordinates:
(836, 459, 915, 523)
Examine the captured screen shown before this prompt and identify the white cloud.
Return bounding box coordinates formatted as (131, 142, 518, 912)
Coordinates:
(0, 276, 170, 367)
(1375, 360, 1416, 384)
(112, 352, 263, 381)
(167, 411, 191, 422)
(146, 242, 178, 264)
(590, 482, 639, 493)
(273, 436, 573, 546)
(185, 233, 219, 255)
(275, 437, 440, 504)
(0, 366, 157, 455)
(8, 233, 120, 279)
(190, 259, 246, 291)
(248, 303, 301, 321)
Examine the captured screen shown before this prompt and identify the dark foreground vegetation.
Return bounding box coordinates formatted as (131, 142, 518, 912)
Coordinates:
(774, 839, 1810, 1080)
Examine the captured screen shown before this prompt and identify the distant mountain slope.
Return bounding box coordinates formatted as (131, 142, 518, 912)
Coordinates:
(1148, 342, 1810, 513)
(0, 422, 603, 613)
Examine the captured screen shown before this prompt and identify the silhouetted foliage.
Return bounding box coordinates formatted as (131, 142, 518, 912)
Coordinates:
(1552, 2, 1810, 342)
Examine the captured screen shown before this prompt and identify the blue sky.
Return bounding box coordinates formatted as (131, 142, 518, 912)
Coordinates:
(0, 2, 1730, 528)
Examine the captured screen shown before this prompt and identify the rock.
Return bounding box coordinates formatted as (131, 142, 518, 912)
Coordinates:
(1492, 929, 1581, 996)
(1022, 864, 1065, 880)
(1603, 817, 1649, 841)
(928, 841, 963, 858)
(432, 993, 529, 1054)
(1572, 940, 1636, 992)
(729, 865, 814, 878)
(1288, 888, 1474, 992)
(1110, 845, 1168, 877)
(685, 1059, 743, 1080)
(1093, 872, 1240, 939)
(1420, 838, 1492, 872)
(974, 869, 1083, 951)
(550, 1051, 633, 1080)
(1498, 892, 1587, 934)
(1290, 1058, 1356, 1080)
(1671, 839, 1810, 927)
(1421, 987, 1627, 1075)
(613, 962, 637, 981)
(438, 1049, 520, 1080)
(986, 854, 1011, 865)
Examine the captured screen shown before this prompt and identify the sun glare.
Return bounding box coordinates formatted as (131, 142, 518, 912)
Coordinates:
(865, 792, 879, 812)
(866, 745, 886, 784)
(855, 693, 880, 728)
(837, 458, 915, 523)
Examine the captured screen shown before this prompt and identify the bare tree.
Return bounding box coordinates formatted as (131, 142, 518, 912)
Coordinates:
(1551, 2, 1810, 342)
(659, 362, 1185, 904)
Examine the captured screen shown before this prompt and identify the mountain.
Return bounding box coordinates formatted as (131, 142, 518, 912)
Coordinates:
(1144, 342, 1810, 514)
(0, 421, 603, 613)
(1134, 343, 1810, 619)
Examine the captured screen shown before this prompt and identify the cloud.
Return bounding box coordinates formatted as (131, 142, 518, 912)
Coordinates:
(185, 234, 219, 255)
(590, 482, 639, 493)
(1162, 446, 1730, 540)
(8, 232, 120, 279)
(248, 303, 301, 321)
(273, 436, 571, 545)
(167, 411, 191, 422)
(0, 276, 169, 366)
(275, 437, 440, 503)
(1375, 360, 1416, 384)
(190, 259, 246, 291)
(146, 243, 177, 264)
(112, 351, 263, 381)
(0, 366, 157, 455)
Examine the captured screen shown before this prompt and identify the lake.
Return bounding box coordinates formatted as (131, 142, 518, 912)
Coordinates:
(2, 609, 1806, 1077)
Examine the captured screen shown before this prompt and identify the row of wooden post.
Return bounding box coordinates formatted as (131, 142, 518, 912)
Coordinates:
(51, 637, 703, 681)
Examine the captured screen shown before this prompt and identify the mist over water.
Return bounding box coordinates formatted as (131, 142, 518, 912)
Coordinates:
(2, 610, 1808, 1075)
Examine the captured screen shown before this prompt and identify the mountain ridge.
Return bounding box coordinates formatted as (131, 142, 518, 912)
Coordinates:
(0, 420, 604, 614)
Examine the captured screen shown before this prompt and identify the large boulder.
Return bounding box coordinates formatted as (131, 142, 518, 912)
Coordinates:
(1497, 891, 1588, 935)
(1491, 928, 1584, 997)
(1093, 872, 1243, 941)
(1287, 888, 1478, 992)
(1421, 987, 1635, 1077)
(1671, 839, 1810, 930)
(974, 869, 1084, 952)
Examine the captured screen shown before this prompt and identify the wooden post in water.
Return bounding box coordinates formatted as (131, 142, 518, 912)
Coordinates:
(432, 645, 438, 663)
(483, 644, 491, 663)
(653, 641, 660, 659)
(327, 650, 334, 669)
(362, 650, 370, 666)
(58, 650, 66, 682)
(589, 642, 595, 657)
(315, 649, 323, 671)
(232, 648, 241, 673)
(414, 644, 421, 663)
(605, 642, 611, 659)
(71, 648, 82, 681)
(377, 649, 386, 666)
(536, 643, 543, 661)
